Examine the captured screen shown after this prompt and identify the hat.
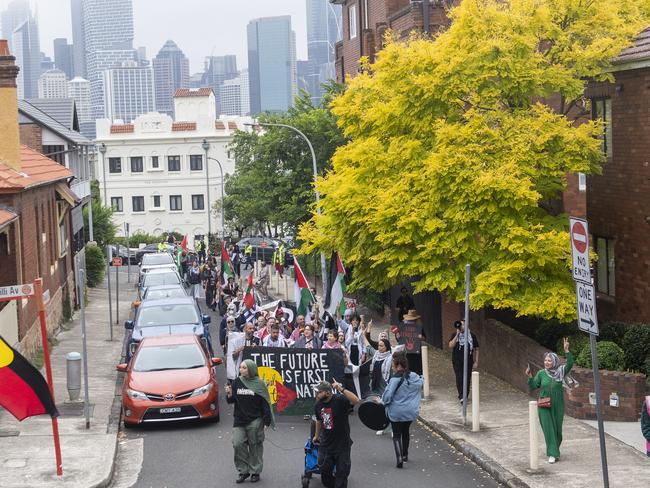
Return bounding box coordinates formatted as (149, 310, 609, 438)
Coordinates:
(454, 320, 463, 328)
(313, 381, 332, 394)
(403, 309, 420, 321)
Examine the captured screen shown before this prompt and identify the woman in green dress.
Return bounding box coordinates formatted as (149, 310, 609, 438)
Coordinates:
(526, 337, 575, 464)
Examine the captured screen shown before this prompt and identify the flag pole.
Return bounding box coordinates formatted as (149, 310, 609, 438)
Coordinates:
(34, 278, 63, 477)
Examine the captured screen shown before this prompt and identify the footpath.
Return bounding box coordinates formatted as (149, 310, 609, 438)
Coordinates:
(266, 272, 650, 488)
(0, 268, 134, 488)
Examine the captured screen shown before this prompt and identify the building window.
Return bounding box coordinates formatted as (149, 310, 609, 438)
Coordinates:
(578, 173, 587, 192)
(596, 237, 615, 297)
(111, 197, 123, 212)
(167, 155, 181, 171)
(593, 99, 612, 159)
(348, 4, 357, 39)
(170, 195, 182, 211)
(152, 195, 161, 208)
(58, 220, 67, 257)
(192, 194, 205, 210)
(132, 196, 144, 212)
(108, 157, 122, 173)
(130, 156, 143, 173)
(151, 156, 159, 168)
(190, 154, 203, 171)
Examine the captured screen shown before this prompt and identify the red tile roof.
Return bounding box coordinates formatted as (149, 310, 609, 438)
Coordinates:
(0, 145, 72, 192)
(0, 208, 18, 229)
(215, 121, 226, 130)
(171, 122, 197, 132)
(228, 121, 238, 130)
(110, 124, 134, 134)
(174, 88, 213, 98)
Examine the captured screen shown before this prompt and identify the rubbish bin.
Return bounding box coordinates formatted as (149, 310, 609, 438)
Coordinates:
(66, 351, 81, 401)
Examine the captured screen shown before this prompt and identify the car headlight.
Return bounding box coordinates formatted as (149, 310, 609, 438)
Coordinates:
(126, 389, 148, 400)
(190, 382, 213, 397)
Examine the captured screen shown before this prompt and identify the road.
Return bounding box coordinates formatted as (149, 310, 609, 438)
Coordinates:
(110, 279, 500, 488)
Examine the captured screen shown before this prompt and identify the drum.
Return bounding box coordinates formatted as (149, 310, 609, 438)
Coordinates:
(357, 395, 389, 431)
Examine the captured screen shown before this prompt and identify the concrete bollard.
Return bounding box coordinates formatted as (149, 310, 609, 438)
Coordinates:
(66, 352, 81, 401)
(471, 371, 480, 432)
(529, 400, 539, 470)
(421, 345, 430, 397)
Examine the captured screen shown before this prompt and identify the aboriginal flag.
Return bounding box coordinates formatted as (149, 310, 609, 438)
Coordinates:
(0, 336, 59, 421)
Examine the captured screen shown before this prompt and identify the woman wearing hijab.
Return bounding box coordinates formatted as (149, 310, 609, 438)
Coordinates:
(526, 338, 576, 464)
(363, 330, 394, 436)
(225, 359, 275, 483)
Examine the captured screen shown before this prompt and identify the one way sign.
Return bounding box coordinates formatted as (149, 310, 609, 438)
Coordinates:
(576, 281, 599, 335)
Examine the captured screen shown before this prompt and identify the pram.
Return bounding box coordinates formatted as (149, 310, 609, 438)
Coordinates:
(301, 438, 320, 487)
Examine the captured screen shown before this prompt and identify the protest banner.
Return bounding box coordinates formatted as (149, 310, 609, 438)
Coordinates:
(398, 322, 422, 354)
(243, 347, 345, 415)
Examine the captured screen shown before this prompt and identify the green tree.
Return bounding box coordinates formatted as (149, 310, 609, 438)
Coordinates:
(299, 0, 650, 321)
(225, 84, 346, 237)
(83, 180, 116, 247)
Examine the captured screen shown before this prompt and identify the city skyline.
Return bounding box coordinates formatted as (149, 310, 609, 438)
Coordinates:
(0, 0, 308, 73)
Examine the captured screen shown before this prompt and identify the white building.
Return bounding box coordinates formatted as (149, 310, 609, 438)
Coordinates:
(38, 69, 68, 98)
(95, 88, 252, 246)
(68, 76, 93, 138)
(219, 77, 242, 116)
(102, 61, 155, 123)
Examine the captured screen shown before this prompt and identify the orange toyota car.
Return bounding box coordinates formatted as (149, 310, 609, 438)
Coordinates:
(116, 334, 222, 427)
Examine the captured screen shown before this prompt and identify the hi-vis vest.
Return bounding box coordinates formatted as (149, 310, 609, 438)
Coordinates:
(157, 242, 166, 252)
(245, 244, 253, 255)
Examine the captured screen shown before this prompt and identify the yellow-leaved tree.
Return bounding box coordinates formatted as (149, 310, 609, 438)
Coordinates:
(299, 0, 650, 321)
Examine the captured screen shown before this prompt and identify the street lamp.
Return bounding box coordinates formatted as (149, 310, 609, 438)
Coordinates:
(201, 139, 225, 240)
(245, 121, 328, 296)
(98, 143, 107, 207)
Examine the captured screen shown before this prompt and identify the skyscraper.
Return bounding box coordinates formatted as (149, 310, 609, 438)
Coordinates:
(1, 0, 30, 53)
(247, 16, 297, 114)
(38, 69, 68, 98)
(306, 0, 341, 105)
(68, 76, 93, 137)
(152, 40, 189, 116)
(53, 38, 74, 79)
(219, 77, 242, 116)
(102, 61, 155, 123)
(202, 55, 238, 113)
(2, 0, 40, 99)
(71, 0, 136, 121)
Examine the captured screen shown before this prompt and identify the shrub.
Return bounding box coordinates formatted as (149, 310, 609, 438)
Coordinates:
(85, 244, 106, 287)
(621, 323, 650, 372)
(534, 319, 577, 350)
(598, 321, 628, 346)
(643, 354, 650, 379)
(576, 341, 625, 371)
(556, 334, 589, 358)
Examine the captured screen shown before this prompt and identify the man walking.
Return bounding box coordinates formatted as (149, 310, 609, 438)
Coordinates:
(313, 380, 360, 488)
(244, 243, 253, 270)
(448, 320, 479, 404)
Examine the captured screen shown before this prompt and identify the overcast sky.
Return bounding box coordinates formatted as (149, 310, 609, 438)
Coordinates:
(0, 0, 308, 73)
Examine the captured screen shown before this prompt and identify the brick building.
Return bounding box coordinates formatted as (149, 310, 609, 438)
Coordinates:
(0, 40, 77, 355)
(331, 0, 454, 82)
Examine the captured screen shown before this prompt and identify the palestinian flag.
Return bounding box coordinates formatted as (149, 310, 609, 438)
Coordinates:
(293, 257, 312, 316)
(221, 241, 235, 285)
(0, 336, 59, 421)
(180, 234, 188, 252)
(244, 272, 255, 309)
(325, 251, 346, 317)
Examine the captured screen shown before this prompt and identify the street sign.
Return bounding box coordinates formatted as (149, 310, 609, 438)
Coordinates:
(570, 217, 591, 284)
(112, 257, 123, 267)
(576, 281, 599, 335)
(0, 283, 34, 301)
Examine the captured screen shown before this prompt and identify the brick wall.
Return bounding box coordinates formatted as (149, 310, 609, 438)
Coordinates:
(565, 368, 648, 421)
(18, 123, 42, 152)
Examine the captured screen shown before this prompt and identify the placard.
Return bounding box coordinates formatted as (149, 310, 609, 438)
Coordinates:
(398, 322, 422, 353)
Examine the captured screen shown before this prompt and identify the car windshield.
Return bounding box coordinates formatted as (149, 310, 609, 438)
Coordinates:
(142, 254, 174, 265)
(133, 344, 205, 372)
(145, 288, 186, 300)
(137, 304, 199, 327)
(142, 272, 180, 287)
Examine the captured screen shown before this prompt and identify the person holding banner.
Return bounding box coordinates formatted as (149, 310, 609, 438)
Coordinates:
(226, 359, 275, 483)
(382, 351, 423, 468)
(262, 322, 288, 348)
(294, 324, 322, 349)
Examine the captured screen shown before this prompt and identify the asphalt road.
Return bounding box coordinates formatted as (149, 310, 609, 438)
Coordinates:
(112, 280, 501, 488)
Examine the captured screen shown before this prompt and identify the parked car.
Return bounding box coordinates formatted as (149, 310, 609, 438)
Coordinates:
(139, 253, 177, 280)
(131, 284, 187, 309)
(135, 243, 176, 264)
(108, 245, 138, 265)
(235, 237, 294, 265)
(124, 297, 212, 359)
(138, 268, 183, 300)
(116, 334, 221, 427)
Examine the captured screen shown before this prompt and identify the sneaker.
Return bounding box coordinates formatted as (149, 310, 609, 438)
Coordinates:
(460, 399, 464, 405)
(548, 456, 556, 464)
(236, 473, 250, 483)
(376, 430, 384, 436)
(251, 474, 260, 483)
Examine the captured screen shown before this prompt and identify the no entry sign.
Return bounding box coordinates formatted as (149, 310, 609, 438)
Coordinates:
(570, 217, 591, 284)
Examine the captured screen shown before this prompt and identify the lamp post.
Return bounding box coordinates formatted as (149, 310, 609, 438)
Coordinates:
(201, 139, 225, 240)
(245, 122, 328, 296)
(98, 143, 107, 206)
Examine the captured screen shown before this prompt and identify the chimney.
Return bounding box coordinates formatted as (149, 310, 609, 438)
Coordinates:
(0, 40, 21, 172)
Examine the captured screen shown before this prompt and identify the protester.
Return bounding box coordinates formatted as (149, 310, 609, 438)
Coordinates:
(220, 314, 239, 354)
(255, 314, 269, 342)
(395, 287, 415, 323)
(294, 324, 321, 349)
(187, 261, 202, 301)
(448, 319, 479, 404)
(642, 395, 650, 457)
(382, 350, 423, 468)
(526, 338, 576, 464)
(262, 322, 288, 348)
(395, 310, 425, 375)
(204, 262, 218, 311)
(344, 314, 366, 366)
(226, 360, 274, 483)
(290, 315, 307, 342)
(313, 380, 360, 488)
(243, 243, 253, 270)
(223, 276, 239, 297)
(229, 322, 260, 369)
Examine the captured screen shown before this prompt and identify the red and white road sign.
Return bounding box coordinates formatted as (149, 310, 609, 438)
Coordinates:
(570, 217, 591, 284)
(0, 283, 35, 301)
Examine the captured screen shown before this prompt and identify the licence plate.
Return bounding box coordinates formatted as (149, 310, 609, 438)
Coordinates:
(159, 407, 181, 414)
